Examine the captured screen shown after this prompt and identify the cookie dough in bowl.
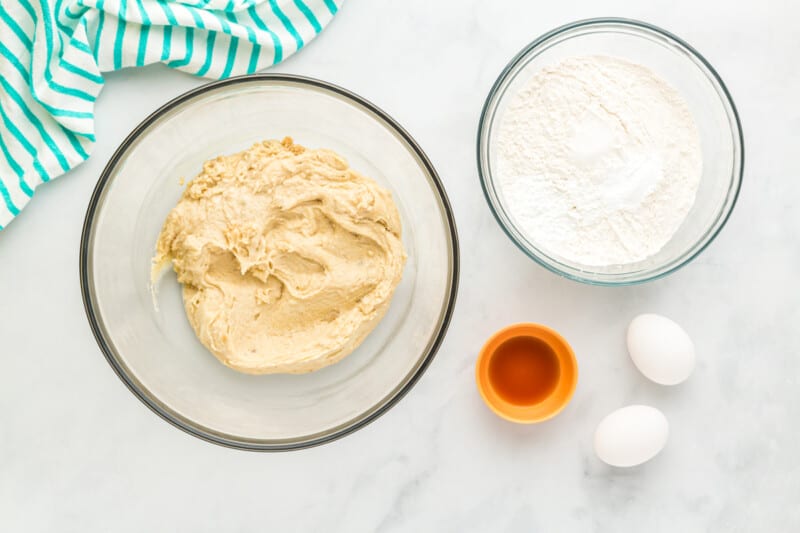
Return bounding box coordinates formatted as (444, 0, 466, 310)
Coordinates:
(152, 137, 406, 374)
(81, 74, 458, 450)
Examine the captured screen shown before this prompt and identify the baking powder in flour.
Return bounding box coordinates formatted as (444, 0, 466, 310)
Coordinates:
(495, 55, 703, 266)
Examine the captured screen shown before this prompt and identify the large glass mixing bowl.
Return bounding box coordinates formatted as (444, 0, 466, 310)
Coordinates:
(478, 18, 744, 285)
(80, 75, 459, 450)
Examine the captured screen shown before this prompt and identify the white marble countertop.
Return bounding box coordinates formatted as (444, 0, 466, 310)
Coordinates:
(2, 1, 798, 531)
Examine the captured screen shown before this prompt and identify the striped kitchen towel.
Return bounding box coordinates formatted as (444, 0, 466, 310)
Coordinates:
(0, 0, 341, 230)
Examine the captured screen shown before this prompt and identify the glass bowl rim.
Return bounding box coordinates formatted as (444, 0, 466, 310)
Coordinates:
(79, 73, 460, 451)
(476, 17, 745, 286)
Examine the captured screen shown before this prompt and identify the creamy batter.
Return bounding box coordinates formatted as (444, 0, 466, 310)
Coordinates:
(153, 138, 406, 374)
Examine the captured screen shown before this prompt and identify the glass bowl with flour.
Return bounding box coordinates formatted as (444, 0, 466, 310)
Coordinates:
(478, 18, 743, 285)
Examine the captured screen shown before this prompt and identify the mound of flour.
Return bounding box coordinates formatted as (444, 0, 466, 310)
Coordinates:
(495, 55, 702, 266)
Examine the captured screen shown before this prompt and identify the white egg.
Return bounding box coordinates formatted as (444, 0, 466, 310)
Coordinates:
(594, 405, 669, 467)
(627, 313, 695, 385)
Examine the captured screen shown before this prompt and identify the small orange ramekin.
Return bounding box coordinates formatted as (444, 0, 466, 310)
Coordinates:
(476, 323, 578, 423)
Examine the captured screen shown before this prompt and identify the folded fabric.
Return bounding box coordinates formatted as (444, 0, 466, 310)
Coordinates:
(0, 0, 341, 230)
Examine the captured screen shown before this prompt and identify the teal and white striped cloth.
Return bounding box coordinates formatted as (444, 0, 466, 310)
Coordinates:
(0, 0, 341, 230)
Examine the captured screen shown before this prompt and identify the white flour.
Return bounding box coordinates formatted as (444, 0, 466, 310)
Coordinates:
(495, 55, 703, 266)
